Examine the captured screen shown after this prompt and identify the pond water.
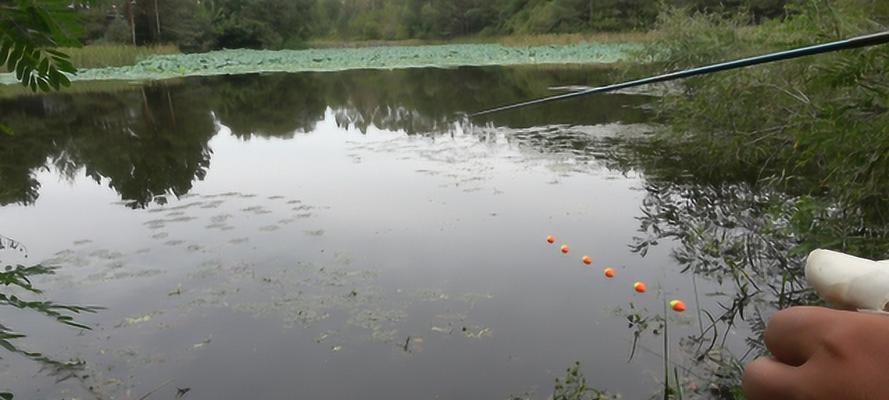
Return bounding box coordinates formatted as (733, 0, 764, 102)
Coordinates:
(0, 67, 754, 399)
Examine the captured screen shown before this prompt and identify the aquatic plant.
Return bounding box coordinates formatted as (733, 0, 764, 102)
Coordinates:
(552, 362, 617, 400)
(0, 42, 638, 85)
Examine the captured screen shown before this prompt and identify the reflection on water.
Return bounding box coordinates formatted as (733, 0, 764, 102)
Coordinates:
(0, 67, 648, 208)
(0, 65, 844, 399)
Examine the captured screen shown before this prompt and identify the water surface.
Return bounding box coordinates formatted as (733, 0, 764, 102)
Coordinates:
(0, 67, 742, 399)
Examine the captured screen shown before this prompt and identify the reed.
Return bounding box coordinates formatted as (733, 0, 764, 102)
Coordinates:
(1, 44, 179, 73)
(494, 32, 653, 47)
(307, 32, 651, 49)
(62, 44, 180, 68)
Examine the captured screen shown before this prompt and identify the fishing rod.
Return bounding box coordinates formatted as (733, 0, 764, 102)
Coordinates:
(471, 31, 889, 117)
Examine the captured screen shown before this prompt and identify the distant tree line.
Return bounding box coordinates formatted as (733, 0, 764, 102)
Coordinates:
(73, 0, 793, 51)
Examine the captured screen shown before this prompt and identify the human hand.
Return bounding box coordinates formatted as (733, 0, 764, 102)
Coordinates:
(743, 306, 889, 400)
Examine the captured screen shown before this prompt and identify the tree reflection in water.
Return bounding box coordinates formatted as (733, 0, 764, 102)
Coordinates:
(0, 66, 649, 208)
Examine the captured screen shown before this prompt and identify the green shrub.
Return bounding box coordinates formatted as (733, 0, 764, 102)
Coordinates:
(635, 1, 889, 235)
(103, 16, 132, 44)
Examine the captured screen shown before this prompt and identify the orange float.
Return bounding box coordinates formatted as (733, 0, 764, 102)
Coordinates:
(670, 300, 687, 312)
(582, 256, 592, 265)
(560, 245, 569, 254)
(603, 267, 615, 278)
(546, 235, 555, 244)
(633, 281, 647, 293)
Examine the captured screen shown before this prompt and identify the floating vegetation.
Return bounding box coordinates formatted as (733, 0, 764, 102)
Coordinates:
(0, 43, 639, 85)
(192, 336, 212, 349)
(118, 313, 158, 328)
(26, 189, 497, 372)
(241, 206, 272, 215)
(460, 325, 493, 339)
(314, 330, 337, 344)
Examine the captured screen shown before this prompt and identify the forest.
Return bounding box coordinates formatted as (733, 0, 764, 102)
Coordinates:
(76, 0, 792, 51)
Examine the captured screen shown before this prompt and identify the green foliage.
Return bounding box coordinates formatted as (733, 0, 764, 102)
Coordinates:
(76, 0, 216, 51)
(0, 235, 101, 398)
(102, 15, 131, 44)
(156, 0, 216, 52)
(1, 266, 101, 330)
(0, 0, 79, 92)
(1, 1, 87, 134)
(500, 0, 659, 34)
(63, 0, 794, 50)
(635, 1, 889, 231)
(601, 1, 889, 396)
(0, 239, 102, 330)
(0, 0, 795, 63)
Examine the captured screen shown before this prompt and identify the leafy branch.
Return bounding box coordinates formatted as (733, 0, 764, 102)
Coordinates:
(1, 1, 90, 136)
(0, 264, 52, 293)
(0, 264, 103, 330)
(0, 0, 80, 92)
(0, 321, 87, 382)
(1, 235, 103, 397)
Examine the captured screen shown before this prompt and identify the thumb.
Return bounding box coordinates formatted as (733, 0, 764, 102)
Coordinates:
(743, 357, 801, 400)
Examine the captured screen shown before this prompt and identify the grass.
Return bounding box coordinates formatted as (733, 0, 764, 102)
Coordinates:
(306, 38, 440, 48)
(0, 44, 179, 73)
(61, 44, 180, 68)
(492, 31, 653, 47)
(308, 31, 653, 49)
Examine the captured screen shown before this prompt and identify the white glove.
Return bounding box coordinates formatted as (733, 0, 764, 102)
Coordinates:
(807, 249, 889, 312)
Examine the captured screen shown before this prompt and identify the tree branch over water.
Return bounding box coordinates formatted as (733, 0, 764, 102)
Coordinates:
(1, 235, 102, 399)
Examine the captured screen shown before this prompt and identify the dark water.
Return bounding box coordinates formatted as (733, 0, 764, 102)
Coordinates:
(0, 67, 750, 399)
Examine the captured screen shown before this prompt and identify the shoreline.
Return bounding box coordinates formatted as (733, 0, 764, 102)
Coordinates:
(306, 31, 651, 48)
